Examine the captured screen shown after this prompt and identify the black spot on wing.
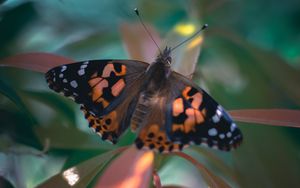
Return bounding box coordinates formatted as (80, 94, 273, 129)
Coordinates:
(187, 87, 198, 96)
(114, 63, 122, 72)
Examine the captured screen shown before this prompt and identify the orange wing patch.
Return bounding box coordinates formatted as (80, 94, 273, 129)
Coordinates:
(102, 63, 126, 77)
(135, 124, 188, 153)
(172, 108, 204, 134)
(111, 79, 125, 97)
(81, 107, 120, 144)
(172, 98, 184, 116)
(89, 75, 108, 101)
(88, 63, 127, 109)
(171, 86, 206, 137)
(182, 86, 203, 109)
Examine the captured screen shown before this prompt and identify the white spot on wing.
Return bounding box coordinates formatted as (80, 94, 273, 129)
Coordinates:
(63, 79, 68, 83)
(83, 61, 89, 65)
(212, 114, 220, 123)
(208, 128, 218, 136)
(90, 111, 95, 116)
(78, 69, 85, 76)
(226, 132, 232, 138)
(80, 64, 88, 69)
(212, 106, 223, 123)
(61, 65, 67, 72)
(59, 73, 63, 78)
(216, 108, 222, 116)
(230, 123, 236, 132)
(70, 80, 78, 88)
(68, 96, 75, 100)
(219, 134, 225, 139)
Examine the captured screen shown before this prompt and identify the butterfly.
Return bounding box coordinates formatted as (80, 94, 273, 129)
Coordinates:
(45, 47, 243, 153)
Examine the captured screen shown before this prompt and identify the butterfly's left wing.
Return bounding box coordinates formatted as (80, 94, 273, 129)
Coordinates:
(46, 60, 148, 143)
(134, 71, 242, 153)
(165, 72, 243, 151)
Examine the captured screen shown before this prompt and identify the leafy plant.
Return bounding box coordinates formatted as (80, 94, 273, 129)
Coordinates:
(0, 1, 300, 188)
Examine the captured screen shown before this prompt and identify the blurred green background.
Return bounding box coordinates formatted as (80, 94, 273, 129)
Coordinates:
(0, 0, 300, 187)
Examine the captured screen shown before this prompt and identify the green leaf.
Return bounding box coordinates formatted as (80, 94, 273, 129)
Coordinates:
(0, 2, 37, 57)
(34, 124, 117, 150)
(0, 109, 42, 150)
(188, 147, 239, 185)
(24, 90, 77, 126)
(0, 79, 41, 149)
(209, 28, 300, 106)
(0, 176, 14, 188)
(174, 152, 231, 188)
(0, 79, 37, 125)
(36, 148, 124, 188)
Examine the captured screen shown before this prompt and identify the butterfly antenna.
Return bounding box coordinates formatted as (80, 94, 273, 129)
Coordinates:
(134, 8, 162, 54)
(171, 24, 208, 51)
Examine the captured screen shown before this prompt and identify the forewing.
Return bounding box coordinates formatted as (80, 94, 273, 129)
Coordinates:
(45, 60, 148, 116)
(166, 72, 243, 151)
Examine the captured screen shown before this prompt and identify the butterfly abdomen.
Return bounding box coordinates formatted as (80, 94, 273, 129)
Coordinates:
(130, 92, 153, 131)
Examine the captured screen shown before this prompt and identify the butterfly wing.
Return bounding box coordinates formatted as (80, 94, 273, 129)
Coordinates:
(134, 93, 186, 153)
(46, 60, 148, 143)
(134, 71, 242, 153)
(166, 72, 243, 151)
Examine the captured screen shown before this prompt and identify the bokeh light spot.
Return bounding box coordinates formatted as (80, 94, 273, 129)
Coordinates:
(119, 151, 154, 187)
(175, 23, 196, 36)
(187, 36, 204, 49)
(62, 167, 80, 186)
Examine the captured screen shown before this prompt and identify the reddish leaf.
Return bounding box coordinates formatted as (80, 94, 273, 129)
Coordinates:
(162, 22, 204, 78)
(120, 22, 203, 78)
(37, 147, 127, 188)
(153, 170, 162, 188)
(174, 152, 231, 188)
(96, 146, 154, 188)
(120, 23, 161, 63)
(229, 109, 300, 128)
(0, 52, 74, 73)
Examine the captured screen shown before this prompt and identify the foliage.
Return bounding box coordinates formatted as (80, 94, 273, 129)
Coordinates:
(0, 0, 300, 188)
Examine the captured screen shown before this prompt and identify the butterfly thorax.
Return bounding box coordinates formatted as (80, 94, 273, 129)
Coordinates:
(144, 47, 172, 90)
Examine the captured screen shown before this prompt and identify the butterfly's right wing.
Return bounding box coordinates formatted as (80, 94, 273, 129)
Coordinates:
(46, 60, 149, 143)
(46, 60, 148, 116)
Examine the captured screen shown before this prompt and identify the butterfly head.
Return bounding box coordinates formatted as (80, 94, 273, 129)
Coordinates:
(156, 47, 172, 66)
